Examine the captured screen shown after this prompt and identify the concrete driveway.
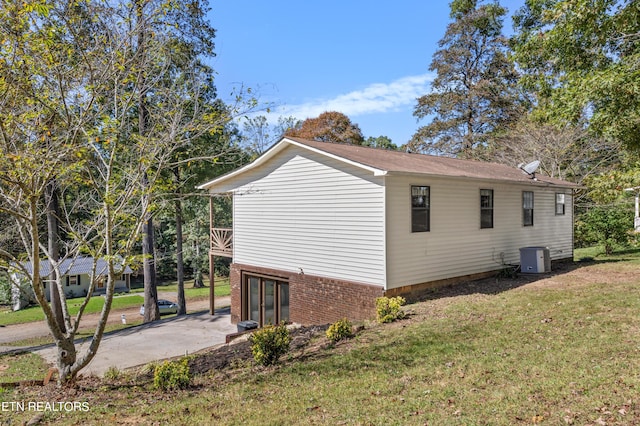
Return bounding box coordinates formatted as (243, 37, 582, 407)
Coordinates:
(33, 308, 236, 377)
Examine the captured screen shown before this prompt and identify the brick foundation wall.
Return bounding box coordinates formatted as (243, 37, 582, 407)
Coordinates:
(383, 270, 497, 302)
(229, 260, 573, 325)
(230, 263, 385, 325)
(229, 264, 242, 324)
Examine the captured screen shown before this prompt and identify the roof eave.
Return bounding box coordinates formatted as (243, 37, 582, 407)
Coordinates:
(383, 170, 579, 188)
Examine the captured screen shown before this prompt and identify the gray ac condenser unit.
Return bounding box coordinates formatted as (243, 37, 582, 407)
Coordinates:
(519, 246, 551, 273)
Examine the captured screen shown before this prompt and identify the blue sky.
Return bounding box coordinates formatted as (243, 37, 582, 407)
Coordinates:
(208, 1, 526, 146)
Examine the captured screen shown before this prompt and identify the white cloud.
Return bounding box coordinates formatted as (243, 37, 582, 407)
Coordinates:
(268, 73, 434, 121)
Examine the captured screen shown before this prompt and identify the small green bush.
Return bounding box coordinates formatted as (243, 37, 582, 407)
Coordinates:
(326, 318, 354, 342)
(153, 357, 191, 391)
(0, 272, 11, 305)
(376, 296, 406, 323)
(103, 366, 121, 381)
(249, 323, 291, 366)
(575, 206, 633, 254)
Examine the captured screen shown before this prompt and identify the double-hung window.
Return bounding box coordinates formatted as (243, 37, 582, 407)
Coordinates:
(523, 191, 534, 226)
(555, 193, 566, 215)
(480, 189, 494, 229)
(411, 186, 430, 232)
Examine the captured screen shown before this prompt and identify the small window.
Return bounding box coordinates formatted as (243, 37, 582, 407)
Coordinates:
(555, 193, 566, 215)
(480, 189, 494, 229)
(523, 191, 534, 226)
(411, 186, 430, 232)
(66, 275, 79, 286)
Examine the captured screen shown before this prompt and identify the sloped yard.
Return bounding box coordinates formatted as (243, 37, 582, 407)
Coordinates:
(2, 251, 640, 425)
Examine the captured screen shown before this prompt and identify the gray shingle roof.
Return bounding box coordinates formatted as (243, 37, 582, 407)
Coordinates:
(199, 137, 579, 191)
(20, 257, 133, 278)
(284, 137, 579, 188)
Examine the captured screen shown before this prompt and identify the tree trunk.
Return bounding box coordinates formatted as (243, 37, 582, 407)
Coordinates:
(142, 195, 159, 322)
(193, 231, 204, 288)
(175, 169, 186, 315)
(45, 179, 66, 333)
(193, 271, 204, 288)
(137, 0, 159, 323)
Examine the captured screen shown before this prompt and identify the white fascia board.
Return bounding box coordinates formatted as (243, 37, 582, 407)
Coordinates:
(383, 171, 575, 189)
(196, 139, 290, 191)
(197, 137, 386, 191)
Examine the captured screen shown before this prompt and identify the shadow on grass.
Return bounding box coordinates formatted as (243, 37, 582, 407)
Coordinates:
(415, 245, 640, 303)
(416, 259, 586, 302)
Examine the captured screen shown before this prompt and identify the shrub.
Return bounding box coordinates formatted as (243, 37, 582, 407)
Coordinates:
(153, 357, 191, 391)
(103, 366, 121, 381)
(0, 272, 11, 305)
(376, 296, 406, 323)
(249, 323, 291, 366)
(326, 318, 354, 343)
(575, 206, 633, 254)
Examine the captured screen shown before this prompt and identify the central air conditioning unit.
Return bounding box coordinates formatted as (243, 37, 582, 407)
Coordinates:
(519, 246, 551, 273)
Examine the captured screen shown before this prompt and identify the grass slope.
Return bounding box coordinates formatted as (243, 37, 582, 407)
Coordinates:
(2, 250, 640, 425)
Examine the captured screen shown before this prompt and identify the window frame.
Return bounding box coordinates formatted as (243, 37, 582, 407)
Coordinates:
(241, 273, 290, 326)
(411, 185, 430, 233)
(480, 189, 494, 229)
(555, 193, 566, 215)
(523, 191, 534, 226)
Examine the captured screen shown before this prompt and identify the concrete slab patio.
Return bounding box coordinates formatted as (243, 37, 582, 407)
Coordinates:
(33, 308, 236, 377)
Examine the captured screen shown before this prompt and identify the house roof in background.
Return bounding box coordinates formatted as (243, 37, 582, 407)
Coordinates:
(18, 257, 133, 278)
(199, 137, 579, 191)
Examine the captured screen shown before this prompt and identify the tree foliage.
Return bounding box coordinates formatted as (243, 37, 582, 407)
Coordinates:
(575, 206, 633, 254)
(511, 0, 640, 150)
(411, 0, 522, 157)
(241, 115, 301, 157)
(363, 135, 398, 150)
(0, 0, 231, 384)
(284, 111, 365, 145)
(486, 116, 623, 182)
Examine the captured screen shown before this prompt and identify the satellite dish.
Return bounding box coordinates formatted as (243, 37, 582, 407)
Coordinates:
(518, 160, 540, 178)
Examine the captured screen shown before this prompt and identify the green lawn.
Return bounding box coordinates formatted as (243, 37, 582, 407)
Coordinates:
(3, 251, 640, 424)
(0, 278, 230, 327)
(0, 294, 144, 326)
(131, 277, 230, 299)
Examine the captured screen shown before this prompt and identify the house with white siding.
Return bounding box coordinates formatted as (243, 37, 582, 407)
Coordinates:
(11, 257, 132, 311)
(199, 137, 578, 326)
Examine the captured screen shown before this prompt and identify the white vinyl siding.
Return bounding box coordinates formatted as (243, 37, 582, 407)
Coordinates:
(385, 175, 573, 290)
(230, 146, 386, 287)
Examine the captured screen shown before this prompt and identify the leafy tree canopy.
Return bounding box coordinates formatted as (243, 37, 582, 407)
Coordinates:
(284, 111, 365, 145)
(411, 0, 522, 158)
(511, 0, 640, 149)
(363, 136, 398, 150)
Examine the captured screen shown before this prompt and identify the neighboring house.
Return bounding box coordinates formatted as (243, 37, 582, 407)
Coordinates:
(198, 137, 579, 326)
(11, 257, 132, 311)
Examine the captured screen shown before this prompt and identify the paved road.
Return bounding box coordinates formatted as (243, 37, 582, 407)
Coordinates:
(1, 295, 237, 377)
(0, 293, 217, 346)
